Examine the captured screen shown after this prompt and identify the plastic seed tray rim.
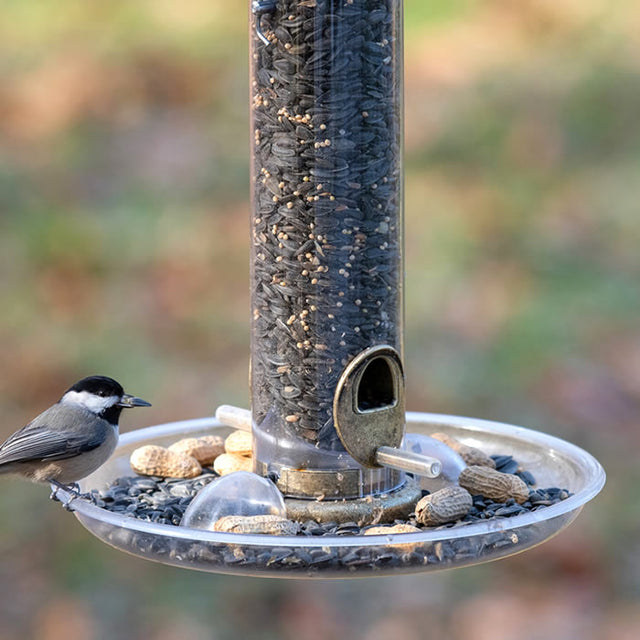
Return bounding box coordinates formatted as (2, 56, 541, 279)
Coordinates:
(55, 413, 606, 549)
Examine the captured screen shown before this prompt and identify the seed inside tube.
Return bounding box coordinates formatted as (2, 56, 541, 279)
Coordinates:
(250, 0, 402, 447)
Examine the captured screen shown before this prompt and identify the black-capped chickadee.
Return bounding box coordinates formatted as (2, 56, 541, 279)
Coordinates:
(0, 375, 151, 487)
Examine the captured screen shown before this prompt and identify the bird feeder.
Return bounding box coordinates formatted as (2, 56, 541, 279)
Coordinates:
(52, 0, 605, 577)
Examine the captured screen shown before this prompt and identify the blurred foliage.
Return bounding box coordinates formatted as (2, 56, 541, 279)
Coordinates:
(1, 0, 639, 639)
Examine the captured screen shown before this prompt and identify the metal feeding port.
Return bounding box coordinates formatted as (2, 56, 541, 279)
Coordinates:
(333, 345, 406, 468)
(50, 0, 605, 578)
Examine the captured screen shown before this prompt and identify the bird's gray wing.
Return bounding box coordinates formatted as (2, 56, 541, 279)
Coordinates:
(0, 407, 108, 464)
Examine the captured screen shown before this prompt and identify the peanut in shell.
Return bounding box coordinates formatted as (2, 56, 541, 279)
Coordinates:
(458, 465, 530, 504)
(431, 432, 496, 468)
(415, 486, 473, 526)
(213, 452, 253, 476)
(168, 437, 224, 465)
(130, 445, 202, 479)
(213, 515, 298, 535)
(224, 430, 253, 457)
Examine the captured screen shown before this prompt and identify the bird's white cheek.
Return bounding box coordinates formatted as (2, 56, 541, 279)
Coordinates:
(61, 390, 119, 413)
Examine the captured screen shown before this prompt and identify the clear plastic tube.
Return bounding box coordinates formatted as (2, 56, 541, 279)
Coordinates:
(250, 0, 404, 476)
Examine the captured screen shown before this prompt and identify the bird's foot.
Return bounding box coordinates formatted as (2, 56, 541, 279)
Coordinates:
(66, 481, 82, 495)
(49, 480, 82, 511)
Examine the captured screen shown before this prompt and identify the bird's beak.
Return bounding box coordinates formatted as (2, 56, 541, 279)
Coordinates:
(118, 394, 152, 408)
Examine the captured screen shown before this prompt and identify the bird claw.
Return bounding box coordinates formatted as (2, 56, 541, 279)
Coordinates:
(49, 480, 82, 511)
(67, 482, 82, 494)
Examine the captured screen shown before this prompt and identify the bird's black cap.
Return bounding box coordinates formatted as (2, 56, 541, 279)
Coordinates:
(65, 376, 125, 398)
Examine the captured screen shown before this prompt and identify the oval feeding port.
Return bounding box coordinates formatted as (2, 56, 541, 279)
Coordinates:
(357, 356, 397, 413)
(333, 345, 406, 466)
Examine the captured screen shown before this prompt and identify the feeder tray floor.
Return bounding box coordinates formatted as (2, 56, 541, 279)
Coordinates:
(54, 412, 605, 578)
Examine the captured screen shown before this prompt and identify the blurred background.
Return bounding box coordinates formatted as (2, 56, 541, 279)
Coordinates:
(0, 0, 638, 638)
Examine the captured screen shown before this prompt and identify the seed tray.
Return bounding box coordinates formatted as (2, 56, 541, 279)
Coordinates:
(55, 412, 605, 578)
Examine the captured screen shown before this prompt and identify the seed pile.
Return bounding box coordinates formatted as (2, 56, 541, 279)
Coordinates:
(85, 453, 567, 529)
(250, 0, 403, 446)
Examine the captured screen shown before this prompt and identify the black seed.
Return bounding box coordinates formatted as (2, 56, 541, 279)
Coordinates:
(517, 470, 537, 486)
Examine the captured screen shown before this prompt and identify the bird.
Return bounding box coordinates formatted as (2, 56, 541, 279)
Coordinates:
(0, 375, 151, 489)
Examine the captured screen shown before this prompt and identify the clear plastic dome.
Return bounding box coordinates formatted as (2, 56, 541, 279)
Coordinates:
(180, 471, 286, 531)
